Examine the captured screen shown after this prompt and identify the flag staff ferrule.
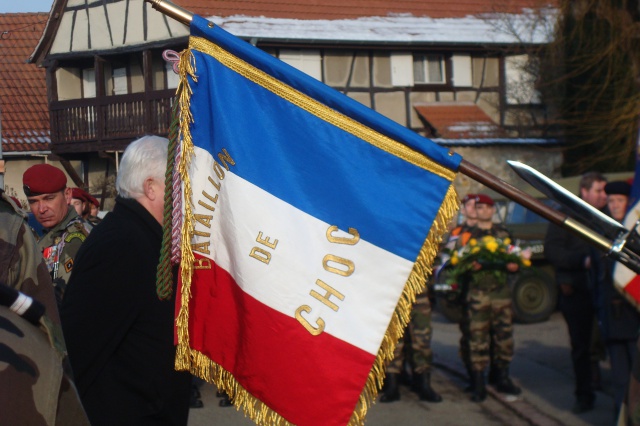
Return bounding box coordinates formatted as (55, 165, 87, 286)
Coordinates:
(147, 0, 193, 26)
(563, 217, 612, 251)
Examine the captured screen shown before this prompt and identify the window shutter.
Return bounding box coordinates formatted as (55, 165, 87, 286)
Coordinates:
(452, 54, 472, 87)
(82, 68, 96, 98)
(390, 52, 414, 87)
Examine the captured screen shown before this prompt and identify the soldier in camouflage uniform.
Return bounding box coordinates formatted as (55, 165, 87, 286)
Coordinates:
(442, 194, 477, 390)
(380, 290, 442, 403)
(23, 164, 92, 305)
(0, 190, 89, 425)
(464, 194, 521, 402)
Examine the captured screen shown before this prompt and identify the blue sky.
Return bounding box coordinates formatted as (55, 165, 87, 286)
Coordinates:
(0, 0, 53, 13)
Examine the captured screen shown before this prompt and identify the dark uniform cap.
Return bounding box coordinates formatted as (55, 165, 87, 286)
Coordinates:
(71, 188, 88, 202)
(475, 194, 494, 206)
(461, 193, 477, 203)
(23, 164, 67, 197)
(605, 181, 631, 196)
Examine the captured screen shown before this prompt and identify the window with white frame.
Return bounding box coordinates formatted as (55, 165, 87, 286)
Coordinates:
(279, 50, 322, 81)
(413, 54, 446, 84)
(505, 54, 541, 105)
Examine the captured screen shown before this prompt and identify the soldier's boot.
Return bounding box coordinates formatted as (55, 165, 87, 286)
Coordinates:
(470, 371, 487, 403)
(380, 373, 401, 403)
(495, 368, 521, 395)
(591, 361, 603, 391)
(190, 387, 204, 409)
(464, 364, 475, 393)
(417, 372, 442, 403)
(488, 363, 499, 386)
(219, 395, 233, 407)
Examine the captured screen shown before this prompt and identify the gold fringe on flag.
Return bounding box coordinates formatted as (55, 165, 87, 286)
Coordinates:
(174, 48, 198, 371)
(173, 36, 460, 426)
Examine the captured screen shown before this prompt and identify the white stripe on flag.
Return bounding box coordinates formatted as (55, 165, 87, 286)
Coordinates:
(189, 147, 414, 355)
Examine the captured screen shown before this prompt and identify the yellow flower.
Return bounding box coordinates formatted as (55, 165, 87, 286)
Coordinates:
(482, 235, 495, 243)
(471, 247, 480, 254)
(522, 259, 531, 267)
(486, 241, 499, 253)
(504, 238, 511, 245)
(469, 238, 477, 246)
(450, 257, 459, 266)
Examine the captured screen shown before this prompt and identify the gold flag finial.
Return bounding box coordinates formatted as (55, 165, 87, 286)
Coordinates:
(146, 0, 194, 26)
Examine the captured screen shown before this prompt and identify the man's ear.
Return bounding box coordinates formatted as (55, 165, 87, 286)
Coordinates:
(63, 187, 72, 205)
(143, 178, 156, 200)
(579, 187, 587, 199)
(142, 178, 154, 200)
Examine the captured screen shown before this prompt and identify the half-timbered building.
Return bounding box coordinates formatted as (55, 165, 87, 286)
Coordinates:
(27, 0, 560, 202)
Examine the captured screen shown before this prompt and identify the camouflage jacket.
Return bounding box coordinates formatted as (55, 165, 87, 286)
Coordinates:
(38, 207, 92, 302)
(0, 192, 58, 317)
(0, 192, 90, 425)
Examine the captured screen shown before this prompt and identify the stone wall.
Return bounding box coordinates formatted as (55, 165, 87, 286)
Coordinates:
(451, 145, 563, 199)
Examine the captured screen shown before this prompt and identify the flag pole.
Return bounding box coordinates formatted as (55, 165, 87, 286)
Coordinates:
(145, 0, 617, 254)
(147, 0, 193, 25)
(458, 159, 613, 250)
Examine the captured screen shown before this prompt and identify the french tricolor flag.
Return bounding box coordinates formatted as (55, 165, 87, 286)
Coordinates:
(614, 143, 640, 308)
(170, 15, 461, 425)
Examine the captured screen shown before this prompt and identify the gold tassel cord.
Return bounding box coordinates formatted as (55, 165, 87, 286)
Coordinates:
(175, 34, 460, 425)
(174, 48, 198, 371)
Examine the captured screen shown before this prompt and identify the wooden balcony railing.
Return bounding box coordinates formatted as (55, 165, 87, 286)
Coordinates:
(49, 89, 176, 152)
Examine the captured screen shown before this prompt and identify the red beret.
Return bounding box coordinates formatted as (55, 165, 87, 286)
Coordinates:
(23, 164, 67, 196)
(86, 194, 99, 208)
(461, 194, 477, 203)
(71, 187, 88, 202)
(475, 194, 495, 206)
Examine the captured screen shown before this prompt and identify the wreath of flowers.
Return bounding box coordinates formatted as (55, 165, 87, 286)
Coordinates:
(447, 235, 531, 285)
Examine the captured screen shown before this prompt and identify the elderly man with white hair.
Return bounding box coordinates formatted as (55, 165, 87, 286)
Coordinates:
(61, 136, 191, 426)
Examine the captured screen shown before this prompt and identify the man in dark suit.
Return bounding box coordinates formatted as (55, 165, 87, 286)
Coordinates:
(544, 171, 607, 414)
(61, 136, 191, 425)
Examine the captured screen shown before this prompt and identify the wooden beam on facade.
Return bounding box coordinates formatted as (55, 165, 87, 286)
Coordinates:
(48, 153, 85, 188)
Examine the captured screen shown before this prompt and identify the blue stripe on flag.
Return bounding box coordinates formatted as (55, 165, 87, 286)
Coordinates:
(190, 16, 461, 171)
(188, 16, 460, 262)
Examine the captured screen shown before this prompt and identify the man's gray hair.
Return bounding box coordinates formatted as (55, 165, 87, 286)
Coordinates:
(116, 135, 169, 199)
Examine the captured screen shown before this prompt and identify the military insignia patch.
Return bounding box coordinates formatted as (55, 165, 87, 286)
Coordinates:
(64, 258, 74, 273)
(64, 232, 86, 243)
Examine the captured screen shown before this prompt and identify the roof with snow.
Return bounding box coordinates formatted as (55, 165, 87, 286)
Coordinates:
(33, 0, 557, 60)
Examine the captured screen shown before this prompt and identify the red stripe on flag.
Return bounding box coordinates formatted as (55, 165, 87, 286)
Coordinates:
(184, 254, 377, 426)
(624, 274, 640, 304)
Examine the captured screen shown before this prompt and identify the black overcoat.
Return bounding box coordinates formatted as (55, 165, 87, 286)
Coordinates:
(61, 197, 191, 425)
